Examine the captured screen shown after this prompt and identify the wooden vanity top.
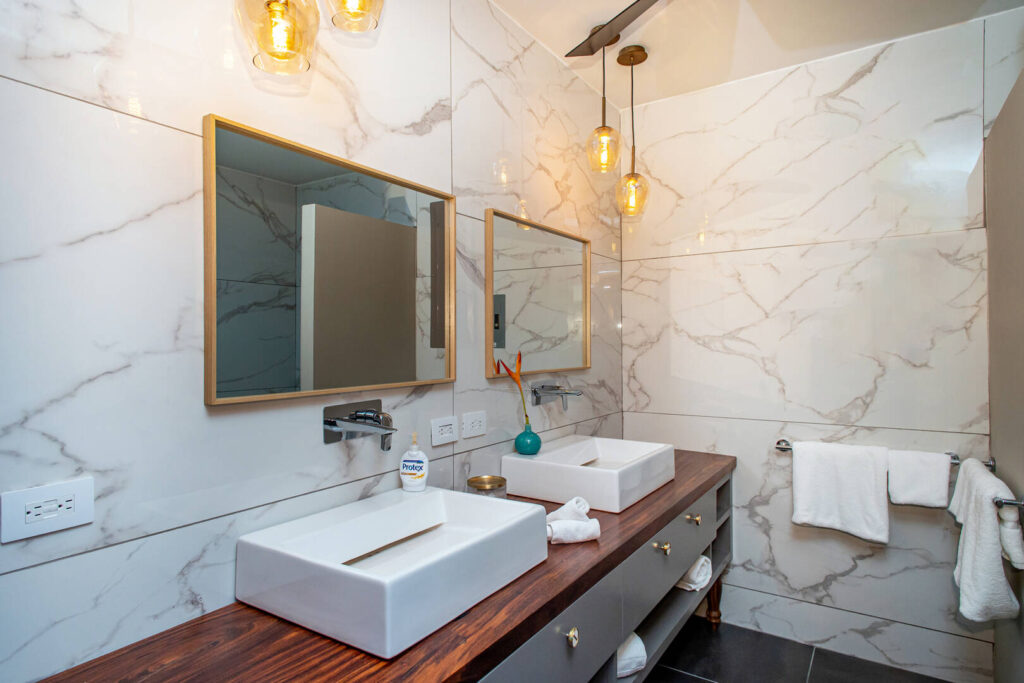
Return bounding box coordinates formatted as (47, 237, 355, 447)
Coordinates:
(46, 450, 735, 683)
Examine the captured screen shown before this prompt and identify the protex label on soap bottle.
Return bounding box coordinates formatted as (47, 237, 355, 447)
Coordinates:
(400, 432, 428, 492)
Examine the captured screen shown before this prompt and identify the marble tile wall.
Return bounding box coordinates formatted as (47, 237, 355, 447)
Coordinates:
(621, 19, 996, 682)
(983, 7, 1024, 134)
(0, 1, 621, 680)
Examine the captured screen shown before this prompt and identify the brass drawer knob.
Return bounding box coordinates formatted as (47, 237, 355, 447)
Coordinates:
(685, 513, 702, 526)
(653, 541, 671, 556)
(566, 626, 580, 648)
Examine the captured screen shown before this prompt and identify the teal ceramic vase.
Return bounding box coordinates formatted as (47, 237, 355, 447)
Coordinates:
(515, 424, 542, 455)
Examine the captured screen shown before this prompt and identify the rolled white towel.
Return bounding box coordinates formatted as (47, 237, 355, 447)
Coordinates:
(616, 632, 647, 678)
(547, 518, 600, 544)
(546, 496, 591, 523)
(676, 555, 713, 591)
(999, 505, 1024, 570)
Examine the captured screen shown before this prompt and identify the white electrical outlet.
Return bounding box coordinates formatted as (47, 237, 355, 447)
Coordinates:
(462, 411, 487, 438)
(1, 477, 94, 543)
(430, 416, 459, 446)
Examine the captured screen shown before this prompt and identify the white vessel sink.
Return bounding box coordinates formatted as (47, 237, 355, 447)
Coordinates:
(235, 487, 547, 658)
(502, 436, 675, 513)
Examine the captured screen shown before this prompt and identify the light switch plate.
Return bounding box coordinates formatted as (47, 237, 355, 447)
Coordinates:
(430, 416, 458, 446)
(462, 411, 487, 439)
(1, 477, 94, 543)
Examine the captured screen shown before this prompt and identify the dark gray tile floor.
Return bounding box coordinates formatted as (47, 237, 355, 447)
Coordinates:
(646, 618, 945, 683)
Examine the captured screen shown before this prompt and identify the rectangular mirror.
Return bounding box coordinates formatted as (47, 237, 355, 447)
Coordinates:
(485, 209, 590, 378)
(204, 115, 455, 405)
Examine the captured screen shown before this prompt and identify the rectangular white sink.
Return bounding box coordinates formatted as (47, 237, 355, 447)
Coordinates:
(502, 436, 675, 513)
(235, 487, 547, 658)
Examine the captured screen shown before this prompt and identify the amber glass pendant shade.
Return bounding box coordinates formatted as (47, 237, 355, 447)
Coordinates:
(587, 125, 621, 174)
(616, 172, 650, 217)
(237, 0, 319, 75)
(329, 0, 384, 32)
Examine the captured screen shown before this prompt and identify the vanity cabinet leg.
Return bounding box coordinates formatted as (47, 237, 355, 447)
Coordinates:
(706, 578, 723, 630)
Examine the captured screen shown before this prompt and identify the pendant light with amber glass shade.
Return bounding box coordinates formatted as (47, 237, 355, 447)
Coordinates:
(237, 0, 320, 75)
(328, 0, 384, 32)
(585, 25, 621, 174)
(616, 45, 650, 217)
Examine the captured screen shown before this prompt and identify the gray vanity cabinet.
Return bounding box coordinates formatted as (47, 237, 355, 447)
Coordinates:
(483, 478, 731, 683)
(620, 489, 716, 634)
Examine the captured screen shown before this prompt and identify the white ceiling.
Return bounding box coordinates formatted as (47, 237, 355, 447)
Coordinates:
(492, 0, 1024, 109)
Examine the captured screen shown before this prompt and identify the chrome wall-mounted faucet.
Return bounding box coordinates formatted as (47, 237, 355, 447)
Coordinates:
(323, 399, 396, 451)
(530, 383, 583, 410)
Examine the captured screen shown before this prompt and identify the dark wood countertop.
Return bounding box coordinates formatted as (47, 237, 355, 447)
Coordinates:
(46, 450, 735, 683)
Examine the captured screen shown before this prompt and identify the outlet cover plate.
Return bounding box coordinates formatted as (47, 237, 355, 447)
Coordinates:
(462, 411, 487, 439)
(430, 416, 458, 446)
(1, 477, 95, 543)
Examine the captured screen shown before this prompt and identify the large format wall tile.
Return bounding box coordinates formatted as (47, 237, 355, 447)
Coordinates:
(451, 0, 620, 258)
(622, 230, 989, 434)
(454, 214, 622, 451)
(0, 0, 452, 191)
(624, 412, 992, 642)
(0, 460, 453, 683)
(0, 79, 455, 575)
(622, 21, 983, 261)
(984, 7, 1024, 134)
(721, 585, 993, 683)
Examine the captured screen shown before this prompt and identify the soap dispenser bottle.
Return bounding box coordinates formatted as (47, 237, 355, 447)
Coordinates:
(400, 432, 428, 492)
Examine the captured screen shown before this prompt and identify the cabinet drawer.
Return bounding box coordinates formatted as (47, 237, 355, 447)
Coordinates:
(621, 489, 716, 634)
(482, 569, 622, 683)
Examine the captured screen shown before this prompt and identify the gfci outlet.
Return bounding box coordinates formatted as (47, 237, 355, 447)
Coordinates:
(462, 411, 487, 438)
(1, 477, 95, 543)
(430, 416, 459, 446)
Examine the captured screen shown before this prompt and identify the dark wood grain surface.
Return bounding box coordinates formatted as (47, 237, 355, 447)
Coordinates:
(45, 450, 735, 683)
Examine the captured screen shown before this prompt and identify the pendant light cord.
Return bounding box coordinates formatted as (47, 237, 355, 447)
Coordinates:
(630, 62, 636, 174)
(601, 45, 607, 127)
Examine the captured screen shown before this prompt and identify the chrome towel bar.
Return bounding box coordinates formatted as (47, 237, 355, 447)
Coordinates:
(773, 439, 996, 472)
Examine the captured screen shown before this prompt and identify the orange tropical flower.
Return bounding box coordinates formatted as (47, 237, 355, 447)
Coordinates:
(496, 352, 530, 425)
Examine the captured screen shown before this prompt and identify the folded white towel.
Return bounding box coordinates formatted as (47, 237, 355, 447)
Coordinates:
(616, 632, 647, 678)
(998, 505, 1024, 570)
(546, 496, 591, 523)
(888, 450, 951, 507)
(948, 458, 1020, 621)
(547, 518, 600, 544)
(676, 555, 712, 591)
(791, 441, 889, 544)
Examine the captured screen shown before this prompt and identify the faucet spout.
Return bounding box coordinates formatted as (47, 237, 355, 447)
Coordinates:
(530, 383, 584, 410)
(323, 400, 397, 450)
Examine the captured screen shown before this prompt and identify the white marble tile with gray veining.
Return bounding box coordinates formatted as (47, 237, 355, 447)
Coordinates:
(622, 230, 989, 434)
(983, 7, 1024, 134)
(720, 584, 993, 683)
(625, 411, 992, 643)
(451, 0, 620, 258)
(0, 0, 453, 192)
(0, 79, 455, 576)
(622, 21, 984, 261)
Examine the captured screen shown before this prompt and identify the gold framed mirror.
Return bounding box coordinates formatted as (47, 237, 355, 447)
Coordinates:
(203, 115, 455, 405)
(485, 209, 591, 378)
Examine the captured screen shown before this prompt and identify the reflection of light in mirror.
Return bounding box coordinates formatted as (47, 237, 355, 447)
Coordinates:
(516, 200, 530, 221)
(493, 157, 510, 187)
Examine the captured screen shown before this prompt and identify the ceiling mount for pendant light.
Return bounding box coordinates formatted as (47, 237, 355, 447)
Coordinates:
(585, 25, 622, 174)
(616, 44, 650, 217)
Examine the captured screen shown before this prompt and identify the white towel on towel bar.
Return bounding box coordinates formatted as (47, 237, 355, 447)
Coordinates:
(888, 450, 951, 507)
(948, 459, 1020, 621)
(791, 441, 889, 544)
